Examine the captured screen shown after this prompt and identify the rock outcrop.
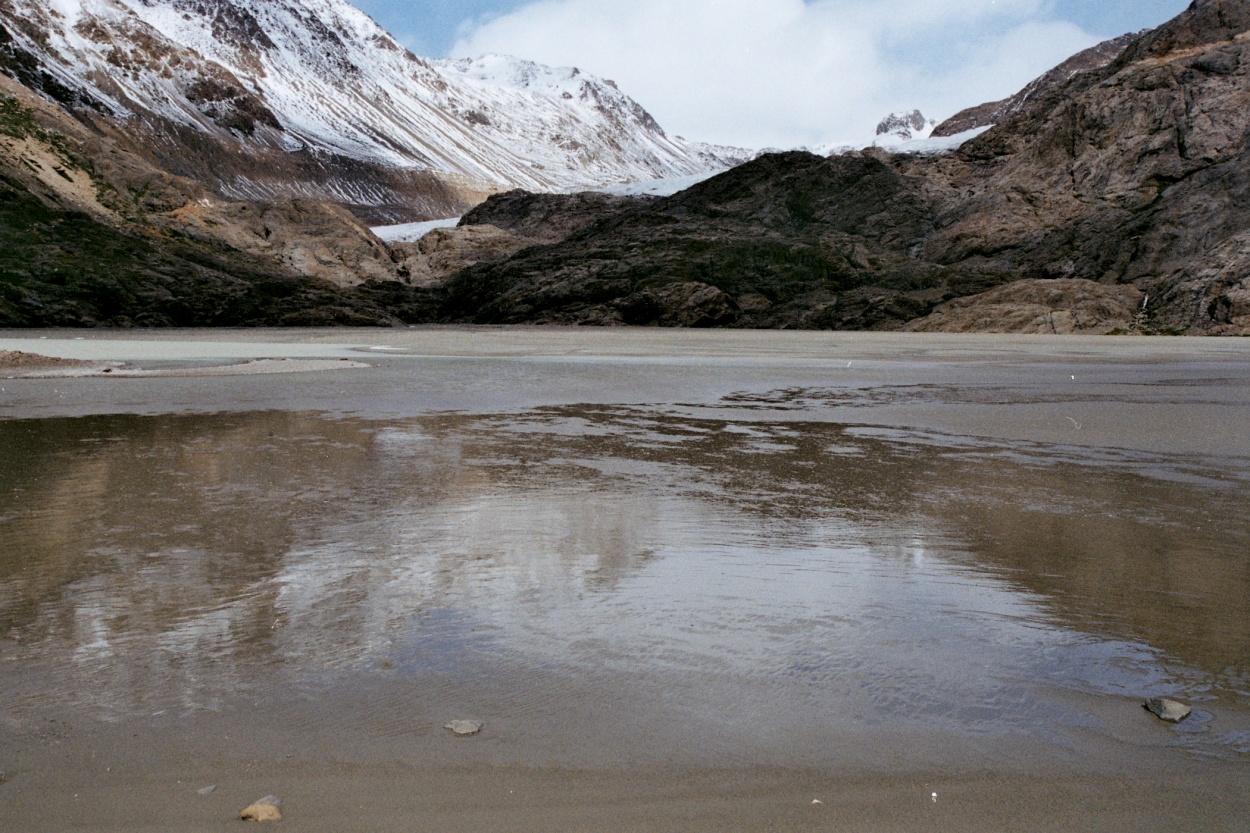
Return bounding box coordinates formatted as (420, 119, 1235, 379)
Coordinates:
(903, 280, 1144, 334)
(434, 152, 955, 328)
(918, 0, 1250, 334)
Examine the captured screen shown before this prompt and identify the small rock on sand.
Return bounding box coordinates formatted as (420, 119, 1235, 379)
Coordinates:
(197, 784, 216, 796)
(1144, 697, 1192, 723)
(445, 720, 483, 736)
(240, 795, 282, 822)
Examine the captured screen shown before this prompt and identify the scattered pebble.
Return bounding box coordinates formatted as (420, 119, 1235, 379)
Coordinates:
(1144, 697, 1192, 723)
(197, 785, 216, 796)
(811, 799, 823, 805)
(240, 795, 282, 822)
(445, 720, 483, 736)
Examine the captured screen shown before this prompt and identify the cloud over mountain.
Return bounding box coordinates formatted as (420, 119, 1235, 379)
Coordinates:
(452, 0, 1100, 147)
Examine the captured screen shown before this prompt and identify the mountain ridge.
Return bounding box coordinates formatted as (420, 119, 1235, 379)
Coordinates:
(0, 0, 742, 224)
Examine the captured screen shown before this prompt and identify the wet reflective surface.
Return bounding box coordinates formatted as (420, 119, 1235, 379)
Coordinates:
(3, 354, 1249, 774)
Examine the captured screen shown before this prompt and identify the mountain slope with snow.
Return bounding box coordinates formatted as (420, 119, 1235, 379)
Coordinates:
(0, 0, 743, 222)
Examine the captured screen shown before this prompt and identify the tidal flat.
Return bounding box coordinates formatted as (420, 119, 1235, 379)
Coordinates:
(0, 328, 1248, 832)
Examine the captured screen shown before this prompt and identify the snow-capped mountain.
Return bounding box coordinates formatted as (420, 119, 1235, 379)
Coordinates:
(0, 0, 743, 221)
(802, 110, 942, 158)
(874, 110, 935, 143)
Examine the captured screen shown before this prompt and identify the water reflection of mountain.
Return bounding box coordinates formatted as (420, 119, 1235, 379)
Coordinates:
(0, 411, 665, 718)
(1, 404, 1247, 725)
(0, 413, 394, 716)
(481, 404, 1250, 696)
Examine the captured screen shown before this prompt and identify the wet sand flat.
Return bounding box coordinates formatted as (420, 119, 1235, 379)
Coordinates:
(1, 328, 1248, 831)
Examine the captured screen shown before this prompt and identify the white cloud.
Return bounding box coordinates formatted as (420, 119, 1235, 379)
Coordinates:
(451, 0, 1100, 149)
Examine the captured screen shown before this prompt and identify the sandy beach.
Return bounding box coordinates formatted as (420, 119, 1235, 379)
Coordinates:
(1, 328, 1248, 832)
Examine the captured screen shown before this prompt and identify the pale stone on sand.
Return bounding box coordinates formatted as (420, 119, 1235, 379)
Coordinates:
(445, 720, 483, 736)
(1144, 698, 1192, 723)
(240, 795, 283, 822)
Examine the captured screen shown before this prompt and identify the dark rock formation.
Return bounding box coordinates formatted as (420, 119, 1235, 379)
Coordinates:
(459, 189, 651, 242)
(435, 152, 972, 328)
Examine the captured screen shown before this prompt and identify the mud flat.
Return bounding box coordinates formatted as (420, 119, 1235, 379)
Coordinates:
(1, 328, 1248, 832)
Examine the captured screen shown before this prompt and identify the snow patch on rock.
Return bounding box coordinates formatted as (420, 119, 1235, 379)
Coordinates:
(372, 217, 462, 243)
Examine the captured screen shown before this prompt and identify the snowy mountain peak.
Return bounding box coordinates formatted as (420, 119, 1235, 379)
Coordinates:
(0, 0, 743, 221)
(875, 110, 936, 142)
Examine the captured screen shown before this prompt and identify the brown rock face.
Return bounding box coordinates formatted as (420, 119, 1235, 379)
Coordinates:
(1116, 0, 1250, 63)
(903, 280, 1144, 334)
(391, 224, 538, 288)
(918, 0, 1250, 333)
(169, 197, 403, 288)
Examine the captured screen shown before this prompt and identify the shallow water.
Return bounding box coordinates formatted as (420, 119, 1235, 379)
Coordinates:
(3, 333, 1250, 780)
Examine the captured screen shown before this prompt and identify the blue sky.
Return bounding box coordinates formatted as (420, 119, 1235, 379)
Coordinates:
(350, 0, 1191, 147)
(352, 0, 531, 56)
(356, 0, 1188, 56)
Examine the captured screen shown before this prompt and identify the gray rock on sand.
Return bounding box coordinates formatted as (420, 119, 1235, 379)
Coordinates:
(197, 784, 216, 796)
(1144, 697, 1192, 723)
(239, 795, 282, 822)
(445, 720, 483, 736)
